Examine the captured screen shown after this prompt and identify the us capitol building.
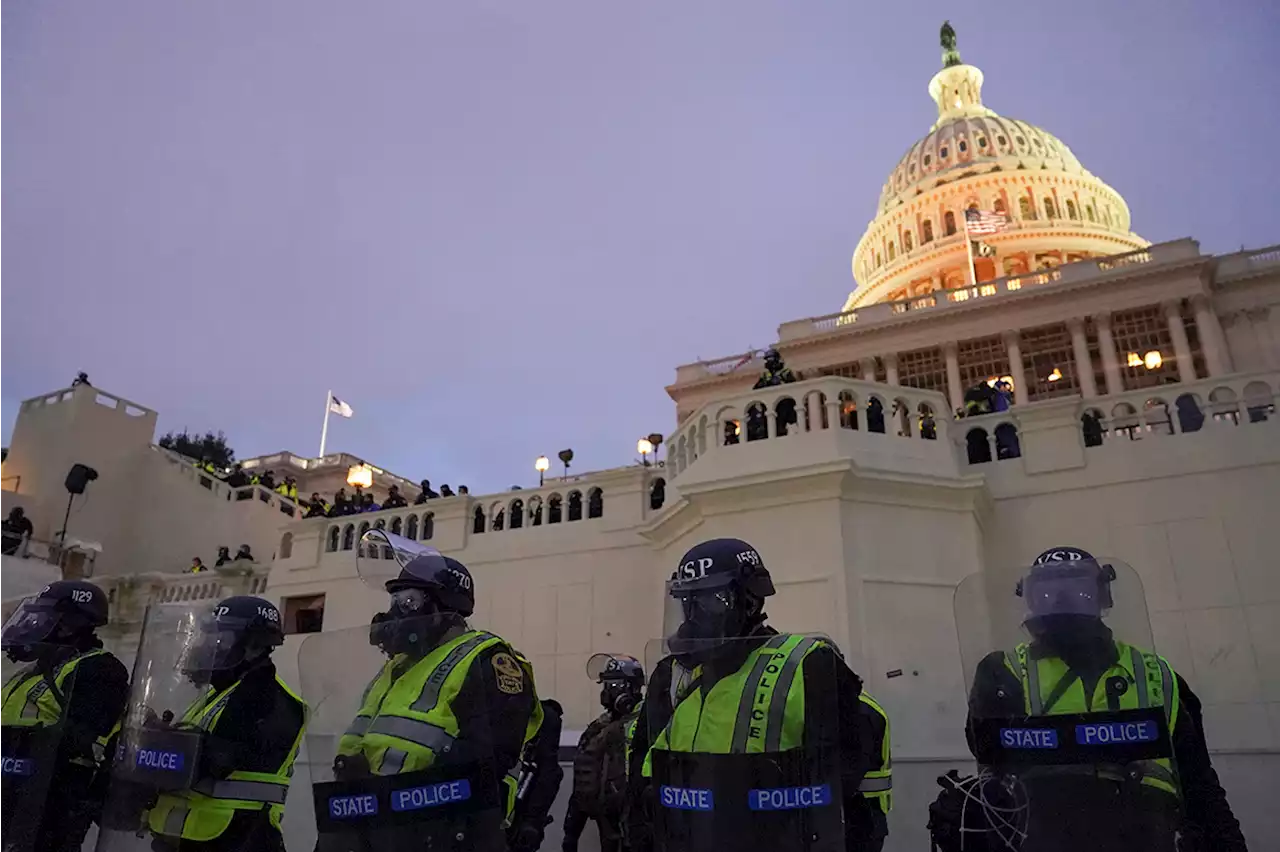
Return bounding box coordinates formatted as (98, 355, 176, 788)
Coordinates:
(3, 27, 1278, 852)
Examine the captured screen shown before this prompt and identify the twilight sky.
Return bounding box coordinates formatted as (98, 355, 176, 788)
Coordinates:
(4, 0, 1278, 493)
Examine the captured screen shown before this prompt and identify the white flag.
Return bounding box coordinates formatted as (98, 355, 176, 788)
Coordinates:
(329, 395, 355, 418)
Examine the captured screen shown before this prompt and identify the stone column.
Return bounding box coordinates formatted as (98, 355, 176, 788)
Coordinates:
(1162, 299, 1195, 382)
(1067, 317, 1097, 398)
(1249, 307, 1278, 370)
(1003, 331, 1029, 405)
(1190, 294, 1231, 376)
(944, 342, 963, 413)
(883, 353, 900, 387)
(931, 273, 944, 294)
(1094, 312, 1123, 395)
(859, 357, 879, 383)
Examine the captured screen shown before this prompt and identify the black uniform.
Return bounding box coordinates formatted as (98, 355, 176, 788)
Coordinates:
(509, 699, 566, 852)
(442, 638, 538, 778)
(9, 640, 129, 851)
(968, 647, 1247, 852)
(627, 628, 878, 852)
(153, 659, 305, 852)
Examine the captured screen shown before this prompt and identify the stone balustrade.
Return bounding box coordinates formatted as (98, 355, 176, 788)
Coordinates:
(96, 562, 270, 630)
(666, 376, 951, 479)
(778, 239, 1201, 342)
(154, 446, 304, 518)
(1215, 244, 1280, 282)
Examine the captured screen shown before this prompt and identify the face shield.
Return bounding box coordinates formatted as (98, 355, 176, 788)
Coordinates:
(663, 580, 749, 661)
(1, 598, 62, 660)
(1021, 560, 1112, 620)
(180, 612, 259, 685)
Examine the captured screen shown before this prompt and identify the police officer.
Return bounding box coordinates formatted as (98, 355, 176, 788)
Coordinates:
(563, 654, 646, 852)
(963, 547, 1246, 852)
(144, 596, 307, 852)
(632, 538, 884, 852)
(1, 580, 129, 852)
(336, 545, 542, 829)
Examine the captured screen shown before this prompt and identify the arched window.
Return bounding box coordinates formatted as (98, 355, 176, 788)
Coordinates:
(529, 496, 544, 526)
(279, 532, 293, 560)
(567, 491, 583, 522)
(548, 494, 563, 524)
(492, 505, 505, 531)
(922, 219, 934, 243)
(903, 231, 913, 252)
(422, 513, 435, 540)
(888, 241, 896, 261)
(993, 197, 1007, 215)
(1085, 204, 1096, 222)
(341, 524, 355, 551)
(875, 252, 882, 268)
(389, 516, 402, 536)
(405, 514, 419, 540)
(587, 488, 603, 519)
(1043, 197, 1056, 219)
(944, 211, 957, 236)
(326, 526, 340, 552)
(510, 499, 525, 529)
(473, 506, 486, 534)
(1066, 199, 1078, 219)
(1018, 196, 1034, 220)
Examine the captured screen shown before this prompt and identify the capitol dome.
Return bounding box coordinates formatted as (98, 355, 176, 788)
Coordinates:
(844, 24, 1149, 312)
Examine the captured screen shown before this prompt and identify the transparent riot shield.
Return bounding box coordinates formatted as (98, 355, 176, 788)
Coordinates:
(641, 634, 846, 852)
(1, 638, 84, 852)
(93, 603, 221, 851)
(954, 557, 1182, 852)
(300, 620, 506, 852)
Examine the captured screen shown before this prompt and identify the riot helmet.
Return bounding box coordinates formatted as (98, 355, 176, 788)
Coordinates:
(181, 595, 284, 685)
(2, 580, 109, 662)
(763, 348, 783, 371)
(1017, 546, 1117, 645)
(367, 532, 474, 656)
(666, 538, 775, 660)
(586, 653, 645, 716)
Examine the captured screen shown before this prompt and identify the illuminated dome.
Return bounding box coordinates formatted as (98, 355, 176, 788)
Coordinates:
(844, 23, 1149, 311)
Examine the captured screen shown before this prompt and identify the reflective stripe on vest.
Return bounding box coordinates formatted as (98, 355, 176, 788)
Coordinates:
(337, 630, 540, 824)
(1013, 641, 1180, 798)
(856, 691, 893, 813)
(644, 634, 822, 776)
(2, 649, 108, 726)
(148, 674, 307, 842)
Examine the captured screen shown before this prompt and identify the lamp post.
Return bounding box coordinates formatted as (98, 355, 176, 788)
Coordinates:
(346, 464, 373, 490)
(535, 455, 550, 486)
(637, 438, 654, 466)
(647, 433, 664, 466)
(558, 449, 574, 481)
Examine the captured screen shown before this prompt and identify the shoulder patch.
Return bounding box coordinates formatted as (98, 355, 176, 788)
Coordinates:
(491, 652, 524, 695)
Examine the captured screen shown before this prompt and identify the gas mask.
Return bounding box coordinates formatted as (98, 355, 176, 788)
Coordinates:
(369, 588, 455, 656)
(600, 681, 640, 716)
(668, 586, 758, 663)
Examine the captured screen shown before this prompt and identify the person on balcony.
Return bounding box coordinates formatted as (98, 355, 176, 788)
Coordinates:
(188, 557, 208, 574)
(360, 492, 381, 513)
(303, 493, 328, 519)
(753, 348, 798, 388)
(2, 506, 34, 555)
(327, 488, 350, 517)
(274, 476, 298, 502)
(414, 479, 440, 503)
(234, 544, 254, 563)
(225, 464, 249, 489)
(250, 469, 276, 491)
(71, 371, 92, 387)
(215, 546, 232, 567)
(439, 484, 456, 498)
(382, 484, 409, 510)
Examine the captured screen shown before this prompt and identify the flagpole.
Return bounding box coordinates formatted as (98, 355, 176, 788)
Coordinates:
(319, 390, 332, 458)
(964, 226, 979, 289)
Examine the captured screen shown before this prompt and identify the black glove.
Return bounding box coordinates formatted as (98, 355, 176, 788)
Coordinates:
(333, 752, 372, 781)
(505, 822, 544, 852)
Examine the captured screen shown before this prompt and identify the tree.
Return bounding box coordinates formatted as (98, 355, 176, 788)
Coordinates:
(159, 430, 236, 469)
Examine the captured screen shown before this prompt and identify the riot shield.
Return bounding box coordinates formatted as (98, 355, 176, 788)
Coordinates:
(641, 634, 846, 852)
(94, 601, 256, 851)
(1, 636, 85, 852)
(954, 557, 1182, 852)
(300, 575, 506, 852)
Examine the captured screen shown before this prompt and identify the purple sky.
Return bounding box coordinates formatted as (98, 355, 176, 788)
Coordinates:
(4, 1, 1278, 493)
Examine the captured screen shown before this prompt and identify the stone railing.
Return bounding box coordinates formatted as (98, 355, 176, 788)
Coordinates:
(19, 384, 157, 418)
(1215, 244, 1280, 282)
(665, 376, 951, 479)
(777, 239, 1201, 342)
(673, 350, 764, 385)
(237, 451, 419, 492)
(153, 446, 304, 518)
(97, 562, 271, 628)
(950, 371, 1279, 467)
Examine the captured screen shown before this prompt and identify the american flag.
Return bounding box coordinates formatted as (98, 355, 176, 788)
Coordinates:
(965, 208, 1010, 236)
